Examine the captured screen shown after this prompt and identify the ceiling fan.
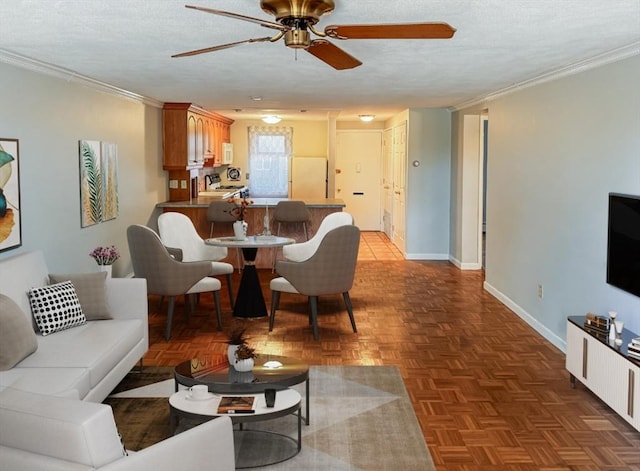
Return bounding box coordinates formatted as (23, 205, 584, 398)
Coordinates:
(172, 0, 456, 70)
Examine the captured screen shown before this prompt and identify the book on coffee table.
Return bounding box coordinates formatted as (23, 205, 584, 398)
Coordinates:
(217, 396, 256, 414)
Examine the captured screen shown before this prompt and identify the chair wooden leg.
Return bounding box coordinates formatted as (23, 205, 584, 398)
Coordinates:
(310, 296, 319, 341)
(269, 291, 281, 331)
(343, 291, 357, 333)
(165, 296, 176, 341)
(158, 296, 164, 311)
(209, 222, 214, 238)
(213, 291, 223, 330)
(225, 274, 234, 307)
(303, 222, 308, 240)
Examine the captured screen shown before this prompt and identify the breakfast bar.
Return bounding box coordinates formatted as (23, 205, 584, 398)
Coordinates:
(157, 197, 345, 269)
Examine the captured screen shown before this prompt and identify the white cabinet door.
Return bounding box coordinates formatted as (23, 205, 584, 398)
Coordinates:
(566, 319, 639, 431)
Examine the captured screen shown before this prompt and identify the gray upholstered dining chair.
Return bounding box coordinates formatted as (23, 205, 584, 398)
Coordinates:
(269, 224, 360, 340)
(158, 211, 234, 306)
(206, 200, 243, 271)
(127, 224, 223, 340)
(273, 200, 311, 239)
(271, 200, 312, 270)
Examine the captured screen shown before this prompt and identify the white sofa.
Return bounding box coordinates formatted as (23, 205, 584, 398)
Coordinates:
(0, 388, 235, 471)
(0, 250, 148, 401)
(0, 250, 235, 470)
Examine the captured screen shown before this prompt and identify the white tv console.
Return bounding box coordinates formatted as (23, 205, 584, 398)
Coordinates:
(566, 316, 639, 431)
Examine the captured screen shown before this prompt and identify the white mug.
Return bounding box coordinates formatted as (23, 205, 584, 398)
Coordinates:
(188, 384, 209, 400)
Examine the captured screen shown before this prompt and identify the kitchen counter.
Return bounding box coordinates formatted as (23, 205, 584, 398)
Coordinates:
(157, 198, 346, 269)
(157, 197, 346, 209)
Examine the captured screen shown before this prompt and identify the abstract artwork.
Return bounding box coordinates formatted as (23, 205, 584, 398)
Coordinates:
(0, 138, 21, 252)
(79, 140, 119, 228)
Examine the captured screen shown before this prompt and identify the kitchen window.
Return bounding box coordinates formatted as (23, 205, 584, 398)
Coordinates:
(248, 126, 292, 198)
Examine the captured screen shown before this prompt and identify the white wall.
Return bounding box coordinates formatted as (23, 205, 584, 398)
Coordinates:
(0, 61, 166, 276)
(406, 109, 451, 258)
(469, 55, 640, 348)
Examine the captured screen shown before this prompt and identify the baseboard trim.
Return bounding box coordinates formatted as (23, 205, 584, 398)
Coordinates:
(449, 256, 482, 270)
(483, 281, 567, 353)
(405, 252, 449, 261)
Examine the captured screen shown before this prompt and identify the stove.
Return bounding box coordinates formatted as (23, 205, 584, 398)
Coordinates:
(200, 177, 248, 199)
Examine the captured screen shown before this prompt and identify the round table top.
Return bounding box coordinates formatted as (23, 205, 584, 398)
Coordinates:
(169, 388, 301, 421)
(205, 235, 295, 248)
(174, 354, 309, 394)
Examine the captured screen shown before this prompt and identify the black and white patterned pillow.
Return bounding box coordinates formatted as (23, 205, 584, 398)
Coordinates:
(28, 281, 87, 336)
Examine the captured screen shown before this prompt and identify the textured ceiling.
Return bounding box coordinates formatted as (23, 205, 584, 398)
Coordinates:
(1, 0, 639, 121)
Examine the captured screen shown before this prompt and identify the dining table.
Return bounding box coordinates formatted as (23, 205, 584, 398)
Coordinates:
(205, 235, 295, 318)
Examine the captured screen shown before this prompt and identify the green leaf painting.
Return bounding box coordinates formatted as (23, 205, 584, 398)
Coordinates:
(79, 140, 118, 228)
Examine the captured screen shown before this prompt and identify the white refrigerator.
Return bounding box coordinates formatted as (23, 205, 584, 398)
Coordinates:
(289, 157, 327, 199)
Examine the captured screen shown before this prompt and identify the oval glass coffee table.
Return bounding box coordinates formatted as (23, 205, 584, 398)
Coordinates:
(169, 389, 302, 468)
(174, 353, 310, 424)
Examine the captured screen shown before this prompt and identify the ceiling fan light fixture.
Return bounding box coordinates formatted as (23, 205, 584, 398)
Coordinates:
(359, 114, 375, 122)
(262, 115, 282, 124)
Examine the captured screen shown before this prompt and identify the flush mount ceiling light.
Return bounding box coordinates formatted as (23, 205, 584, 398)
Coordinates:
(359, 114, 375, 122)
(262, 115, 282, 124)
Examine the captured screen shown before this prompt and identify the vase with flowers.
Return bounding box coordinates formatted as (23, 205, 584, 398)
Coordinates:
(227, 196, 252, 240)
(89, 245, 120, 277)
(233, 343, 256, 372)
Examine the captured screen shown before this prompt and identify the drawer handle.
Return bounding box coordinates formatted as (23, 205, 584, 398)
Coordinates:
(629, 369, 635, 418)
(582, 337, 588, 379)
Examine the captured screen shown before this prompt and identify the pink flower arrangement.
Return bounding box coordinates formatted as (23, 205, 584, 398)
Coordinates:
(89, 245, 120, 266)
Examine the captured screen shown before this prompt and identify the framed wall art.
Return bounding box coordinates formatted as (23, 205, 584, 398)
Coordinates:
(0, 138, 21, 252)
(79, 140, 119, 228)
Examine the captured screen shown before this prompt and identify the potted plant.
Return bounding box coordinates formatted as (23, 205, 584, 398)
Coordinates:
(226, 327, 248, 364)
(89, 245, 120, 277)
(233, 343, 256, 372)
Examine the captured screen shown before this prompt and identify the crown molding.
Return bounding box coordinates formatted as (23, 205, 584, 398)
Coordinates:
(0, 48, 164, 108)
(450, 41, 640, 112)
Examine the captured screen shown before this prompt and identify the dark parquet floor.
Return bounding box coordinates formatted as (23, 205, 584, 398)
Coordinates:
(142, 232, 640, 470)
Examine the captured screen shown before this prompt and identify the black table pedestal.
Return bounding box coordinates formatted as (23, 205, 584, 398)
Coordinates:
(233, 247, 267, 318)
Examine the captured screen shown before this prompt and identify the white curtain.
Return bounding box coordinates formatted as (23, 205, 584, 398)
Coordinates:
(248, 125, 293, 198)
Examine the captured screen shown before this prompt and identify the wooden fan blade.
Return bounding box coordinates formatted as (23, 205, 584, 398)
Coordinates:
(185, 5, 287, 31)
(172, 37, 273, 58)
(306, 40, 362, 70)
(325, 23, 456, 40)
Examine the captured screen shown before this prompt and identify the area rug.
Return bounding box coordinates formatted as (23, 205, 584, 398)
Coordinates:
(105, 366, 435, 470)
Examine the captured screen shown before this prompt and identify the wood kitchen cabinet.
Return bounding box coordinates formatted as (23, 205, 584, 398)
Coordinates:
(163, 103, 233, 171)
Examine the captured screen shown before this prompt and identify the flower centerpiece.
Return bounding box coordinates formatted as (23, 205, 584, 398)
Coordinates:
(226, 327, 248, 364)
(233, 344, 256, 372)
(227, 196, 253, 239)
(90, 245, 120, 277)
(89, 245, 120, 266)
(226, 196, 253, 221)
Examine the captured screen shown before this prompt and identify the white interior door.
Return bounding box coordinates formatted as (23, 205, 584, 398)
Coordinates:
(335, 131, 382, 230)
(392, 122, 406, 251)
(383, 128, 393, 237)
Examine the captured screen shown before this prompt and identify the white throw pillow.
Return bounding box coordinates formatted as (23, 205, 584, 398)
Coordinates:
(28, 281, 86, 336)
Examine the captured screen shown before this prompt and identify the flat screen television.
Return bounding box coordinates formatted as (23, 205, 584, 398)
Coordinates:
(607, 193, 640, 297)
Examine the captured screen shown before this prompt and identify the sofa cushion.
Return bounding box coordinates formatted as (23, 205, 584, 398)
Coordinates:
(0, 388, 124, 468)
(49, 272, 112, 320)
(16, 319, 144, 388)
(28, 281, 86, 336)
(0, 295, 38, 371)
(0, 367, 91, 399)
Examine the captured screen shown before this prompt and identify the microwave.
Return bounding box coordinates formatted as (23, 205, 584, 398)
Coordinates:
(222, 143, 233, 165)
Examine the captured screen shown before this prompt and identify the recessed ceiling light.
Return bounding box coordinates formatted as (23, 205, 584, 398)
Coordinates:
(359, 114, 375, 122)
(250, 96, 263, 101)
